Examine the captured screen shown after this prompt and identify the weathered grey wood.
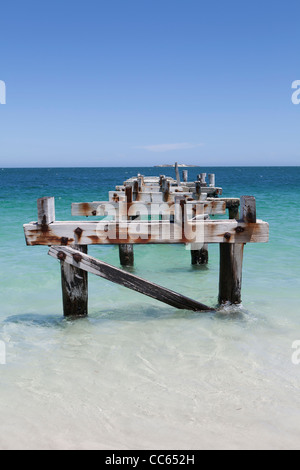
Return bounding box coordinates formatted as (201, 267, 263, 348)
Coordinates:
(49, 246, 214, 312)
(108, 187, 223, 202)
(208, 174, 215, 187)
(182, 170, 188, 182)
(240, 196, 256, 223)
(71, 199, 226, 217)
(207, 197, 240, 219)
(37, 197, 55, 225)
(191, 244, 209, 265)
(60, 245, 88, 317)
(229, 203, 240, 219)
(24, 218, 269, 246)
(218, 243, 244, 305)
(119, 244, 134, 267)
(175, 162, 181, 186)
(218, 196, 256, 305)
(199, 173, 207, 185)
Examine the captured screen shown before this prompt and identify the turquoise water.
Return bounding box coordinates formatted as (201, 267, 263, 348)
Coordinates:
(0, 166, 300, 449)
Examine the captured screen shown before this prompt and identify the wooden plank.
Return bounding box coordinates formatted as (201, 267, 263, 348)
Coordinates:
(48, 246, 215, 312)
(60, 245, 88, 317)
(108, 188, 222, 203)
(71, 200, 226, 217)
(24, 218, 269, 245)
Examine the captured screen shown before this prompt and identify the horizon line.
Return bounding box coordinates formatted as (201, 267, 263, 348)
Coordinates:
(1, 165, 300, 169)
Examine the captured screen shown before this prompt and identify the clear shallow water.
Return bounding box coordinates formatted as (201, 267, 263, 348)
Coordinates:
(0, 166, 300, 450)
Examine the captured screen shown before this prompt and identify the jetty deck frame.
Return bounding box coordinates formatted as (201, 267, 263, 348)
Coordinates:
(23, 168, 269, 316)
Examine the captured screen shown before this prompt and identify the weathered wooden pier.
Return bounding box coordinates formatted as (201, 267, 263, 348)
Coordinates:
(23, 166, 269, 317)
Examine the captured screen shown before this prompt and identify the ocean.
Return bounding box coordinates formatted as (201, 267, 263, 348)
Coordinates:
(0, 166, 300, 450)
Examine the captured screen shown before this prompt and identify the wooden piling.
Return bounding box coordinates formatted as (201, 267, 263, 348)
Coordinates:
(182, 170, 188, 182)
(119, 243, 134, 267)
(218, 243, 244, 305)
(37, 197, 55, 225)
(175, 162, 181, 186)
(198, 173, 207, 185)
(60, 245, 88, 317)
(119, 185, 134, 267)
(37, 197, 88, 317)
(208, 174, 215, 187)
(191, 244, 209, 265)
(218, 196, 256, 305)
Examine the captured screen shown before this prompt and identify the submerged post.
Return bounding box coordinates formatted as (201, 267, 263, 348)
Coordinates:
(60, 245, 88, 317)
(119, 184, 134, 267)
(37, 197, 88, 317)
(218, 196, 256, 305)
(191, 244, 209, 265)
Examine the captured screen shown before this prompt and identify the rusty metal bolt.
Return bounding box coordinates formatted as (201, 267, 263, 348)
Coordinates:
(73, 253, 83, 263)
(74, 227, 83, 237)
(61, 237, 69, 246)
(235, 226, 245, 233)
(224, 232, 231, 240)
(92, 210, 97, 216)
(57, 251, 66, 261)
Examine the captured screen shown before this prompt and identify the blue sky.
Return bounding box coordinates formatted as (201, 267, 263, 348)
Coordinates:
(0, 0, 299, 167)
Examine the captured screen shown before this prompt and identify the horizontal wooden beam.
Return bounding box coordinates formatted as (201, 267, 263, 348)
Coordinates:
(48, 246, 214, 312)
(108, 190, 222, 204)
(24, 219, 269, 246)
(71, 200, 226, 217)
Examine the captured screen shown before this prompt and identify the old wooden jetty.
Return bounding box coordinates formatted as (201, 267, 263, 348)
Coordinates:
(23, 166, 269, 317)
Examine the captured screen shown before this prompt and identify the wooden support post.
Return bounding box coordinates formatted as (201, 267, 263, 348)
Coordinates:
(208, 174, 215, 187)
(119, 184, 134, 267)
(37, 197, 88, 317)
(191, 244, 209, 265)
(198, 173, 207, 185)
(119, 243, 134, 267)
(175, 162, 181, 186)
(182, 170, 188, 182)
(60, 245, 88, 317)
(218, 196, 256, 305)
(218, 243, 244, 305)
(37, 197, 55, 225)
(159, 175, 165, 188)
(228, 203, 240, 220)
(194, 181, 202, 200)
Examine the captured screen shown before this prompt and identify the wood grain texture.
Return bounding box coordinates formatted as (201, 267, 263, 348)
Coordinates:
(24, 219, 269, 246)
